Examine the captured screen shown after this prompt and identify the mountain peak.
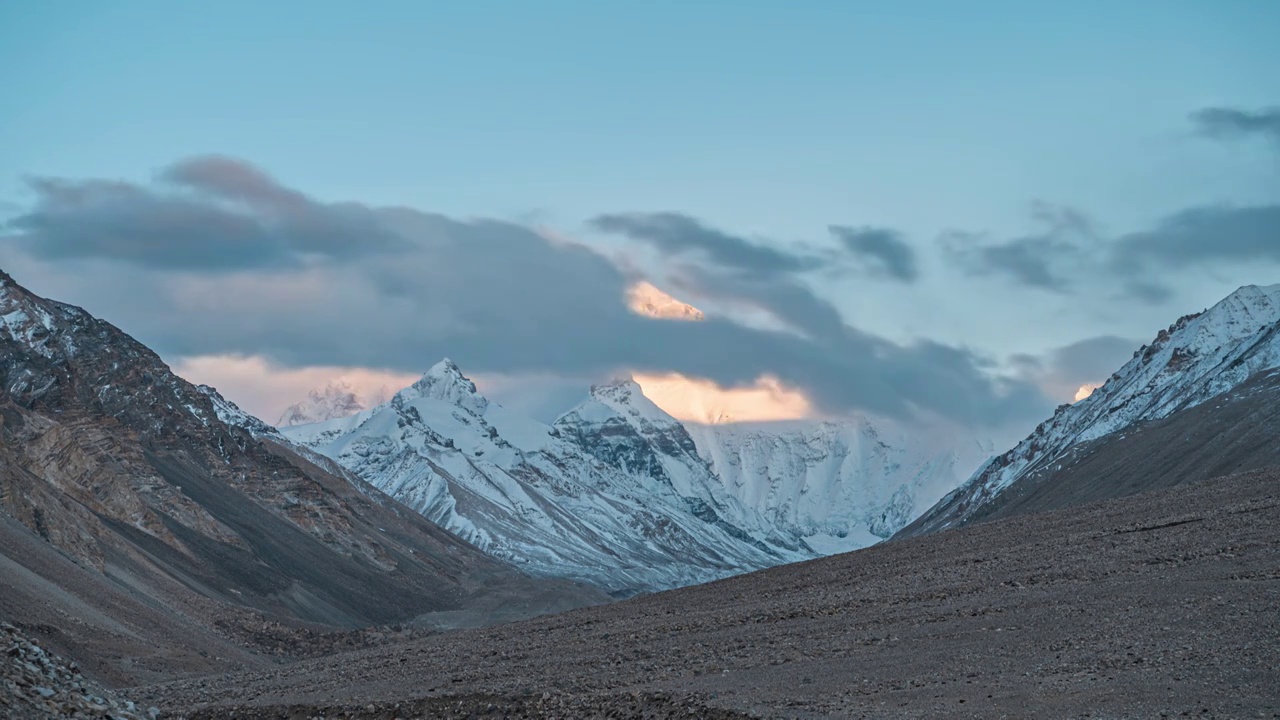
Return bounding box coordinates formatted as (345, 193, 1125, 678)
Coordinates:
(585, 376, 676, 423)
(591, 375, 641, 394)
(428, 357, 465, 380)
(277, 379, 370, 427)
(398, 358, 488, 415)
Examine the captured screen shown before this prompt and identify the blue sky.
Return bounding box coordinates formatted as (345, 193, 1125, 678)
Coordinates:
(4, 1, 1276, 235)
(1, 1, 1278, 425)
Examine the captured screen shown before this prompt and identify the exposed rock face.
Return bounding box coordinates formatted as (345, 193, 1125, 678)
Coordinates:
(899, 283, 1280, 538)
(0, 269, 605, 686)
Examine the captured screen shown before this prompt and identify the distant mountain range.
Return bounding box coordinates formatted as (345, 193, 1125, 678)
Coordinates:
(279, 360, 992, 595)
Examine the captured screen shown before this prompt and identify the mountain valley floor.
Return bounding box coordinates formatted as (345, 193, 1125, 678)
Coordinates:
(131, 467, 1280, 719)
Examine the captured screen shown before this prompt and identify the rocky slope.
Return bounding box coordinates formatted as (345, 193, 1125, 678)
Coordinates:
(140, 467, 1280, 719)
(0, 269, 603, 686)
(900, 282, 1280, 538)
(1, 621, 151, 720)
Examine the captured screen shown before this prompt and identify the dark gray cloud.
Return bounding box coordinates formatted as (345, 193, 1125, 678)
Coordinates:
(943, 203, 1096, 292)
(589, 211, 1049, 424)
(0, 163, 1052, 428)
(1043, 335, 1141, 385)
(1191, 106, 1280, 144)
(944, 232, 1082, 291)
(6, 156, 402, 272)
(944, 196, 1280, 304)
(1112, 204, 1280, 271)
(940, 102, 1280, 303)
(591, 212, 819, 278)
(1011, 335, 1142, 401)
(829, 226, 919, 282)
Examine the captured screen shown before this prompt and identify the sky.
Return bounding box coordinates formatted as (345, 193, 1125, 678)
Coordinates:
(1, 1, 1278, 429)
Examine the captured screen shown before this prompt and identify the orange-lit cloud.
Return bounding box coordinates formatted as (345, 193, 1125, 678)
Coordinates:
(632, 372, 815, 423)
(172, 354, 419, 424)
(625, 281, 705, 321)
(1073, 382, 1101, 402)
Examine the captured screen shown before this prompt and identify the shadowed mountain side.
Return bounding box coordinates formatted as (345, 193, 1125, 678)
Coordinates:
(140, 468, 1279, 719)
(0, 269, 607, 687)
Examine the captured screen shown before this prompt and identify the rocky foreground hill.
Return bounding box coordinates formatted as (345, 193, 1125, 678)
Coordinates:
(0, 269, 603, 688)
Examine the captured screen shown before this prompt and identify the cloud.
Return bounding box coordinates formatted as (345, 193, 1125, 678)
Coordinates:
(591, 212, 819, 278)
(632, 372, 813, 424)
(1191, 106, 1280, 144)
(942, 203, 1096, 292)
(944, 198, 1280, 303)
(1011, 335, 1141, 402)
(829, 226, 919, 282)
(6, 156, 402, 272)
(1, 157, 1052, 428)
(1111, 204, 1280, 271)
(625, 281, 705, 321)
(936, 102, 1280, 303)
(945, 232, 1082, 291)
(171, 354, 419, 423)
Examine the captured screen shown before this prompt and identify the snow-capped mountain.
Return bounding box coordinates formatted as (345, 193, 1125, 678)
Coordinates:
(283, 362, 805, 595)
(277, 379, 382, 426)
(901, 283, 1280, 537)
(688, 418, 995, 554)
(284, 362, 994, 593)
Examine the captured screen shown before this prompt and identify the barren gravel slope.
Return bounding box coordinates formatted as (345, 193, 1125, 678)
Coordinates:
(141, 468, 1280, 719)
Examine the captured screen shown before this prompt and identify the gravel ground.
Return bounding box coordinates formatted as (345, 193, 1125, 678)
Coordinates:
(1, 622, 155, 720)
(134, 468, 1280, 719)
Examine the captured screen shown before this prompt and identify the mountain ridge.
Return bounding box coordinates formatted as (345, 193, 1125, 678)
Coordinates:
(283, 360, 990, 592)
(898, 282, 1280, 538)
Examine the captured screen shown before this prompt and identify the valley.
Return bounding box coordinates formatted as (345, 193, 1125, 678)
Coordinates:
(3, 261, 1280, 718)
(138, 467, 1280, 719)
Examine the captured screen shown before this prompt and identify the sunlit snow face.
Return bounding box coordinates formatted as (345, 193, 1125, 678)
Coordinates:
(622, 282, 816, 422)
(625, 281, 705, 321)
(632, 372, 814, 424)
